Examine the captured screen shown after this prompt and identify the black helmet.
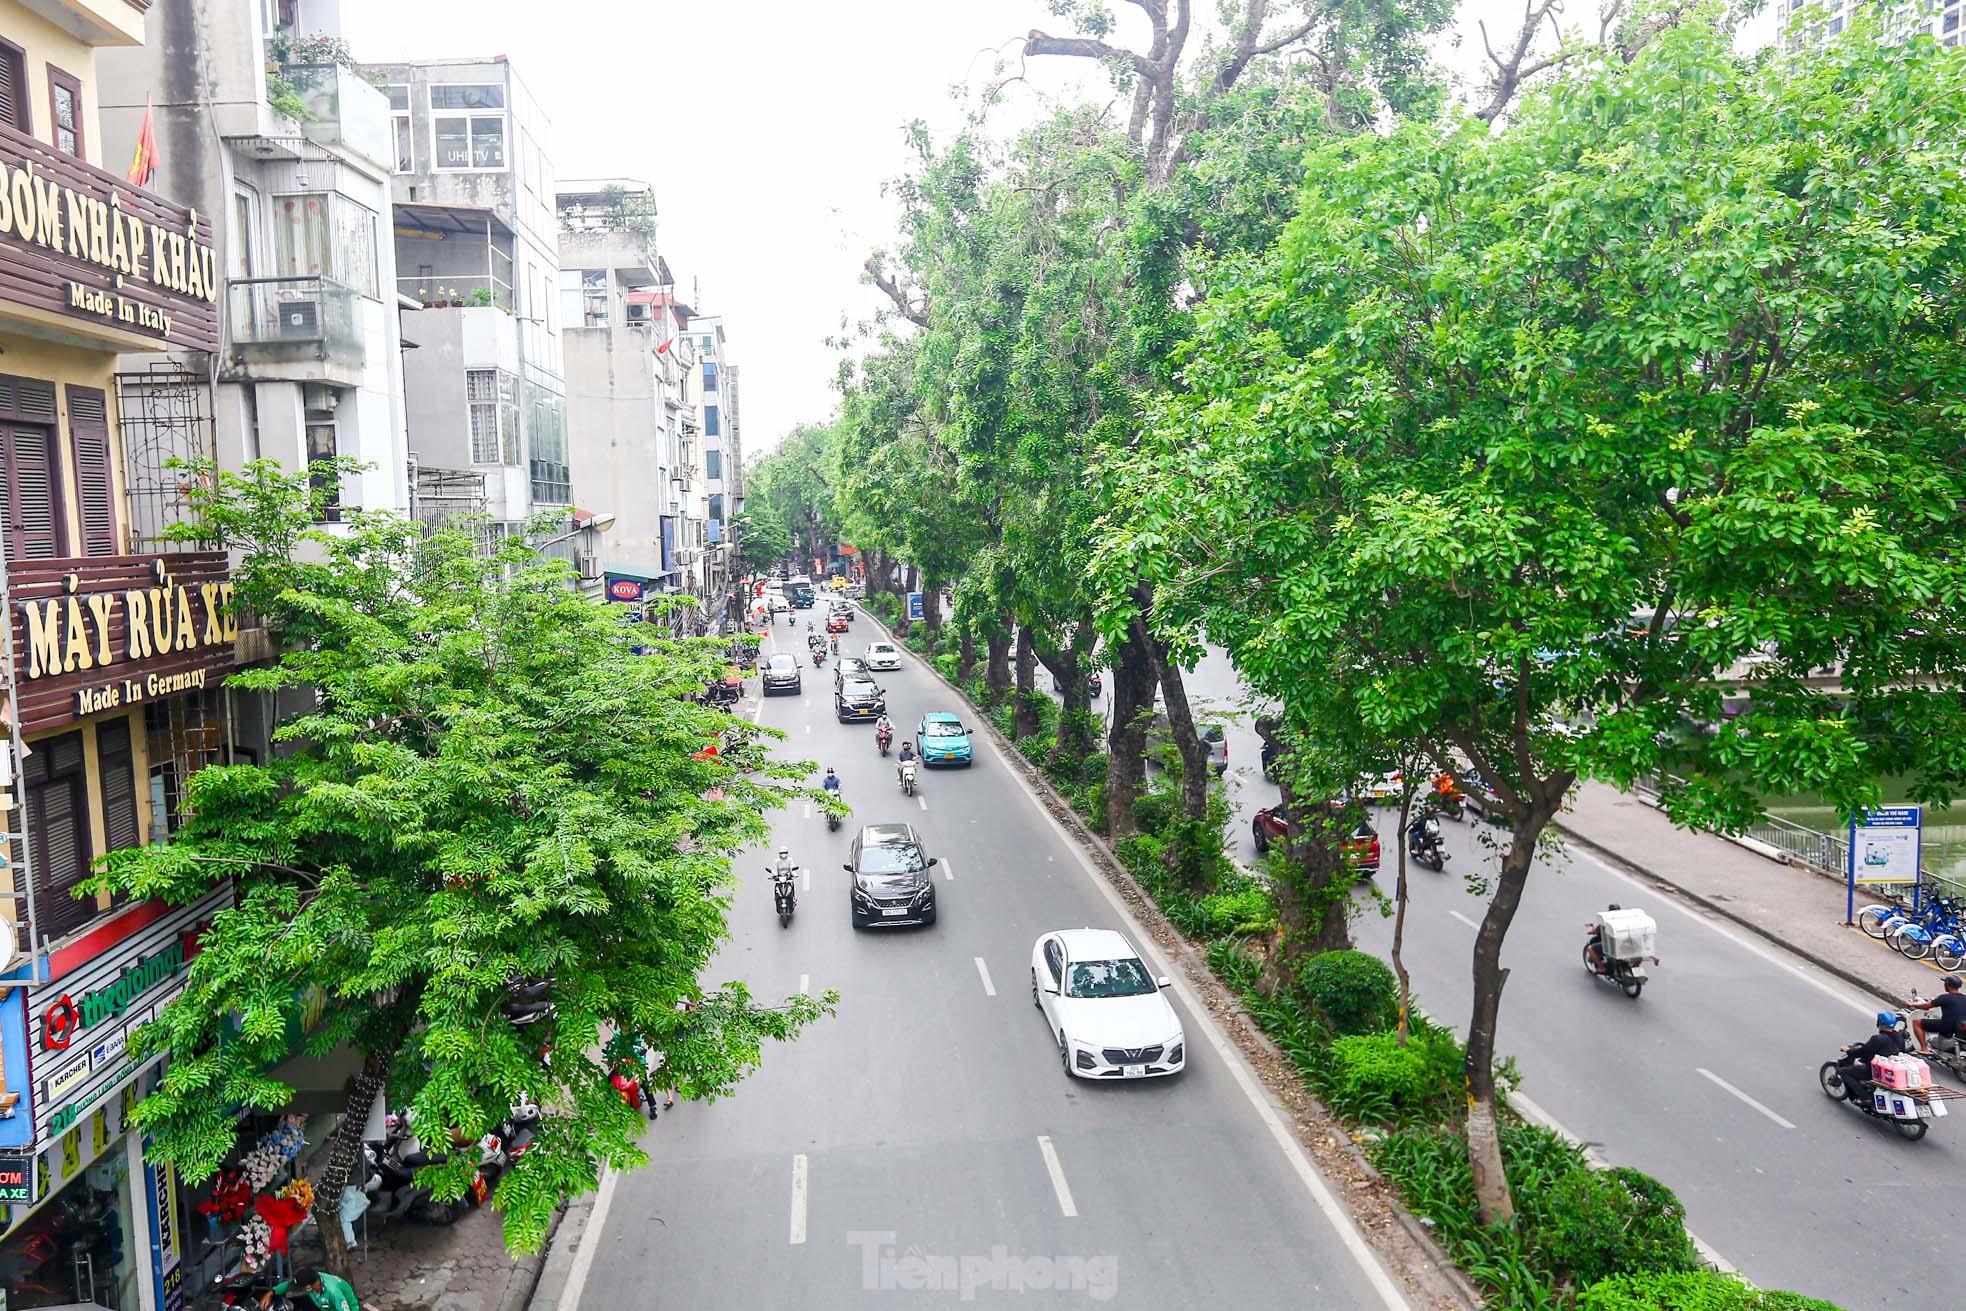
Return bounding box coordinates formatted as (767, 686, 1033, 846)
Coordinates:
(1946, 976, 1963, 990)
(1607, 904, 1622, 912)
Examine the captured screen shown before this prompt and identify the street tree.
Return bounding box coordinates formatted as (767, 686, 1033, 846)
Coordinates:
(1101, 18, 1966, 1224)
(94, 461, 833, 1268)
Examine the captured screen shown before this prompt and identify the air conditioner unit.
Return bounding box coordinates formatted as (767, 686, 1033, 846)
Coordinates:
(575, 550, 601, 580)
(279, 299, 322, 338)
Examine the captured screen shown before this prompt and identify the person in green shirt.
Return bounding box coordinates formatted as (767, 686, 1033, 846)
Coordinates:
(269, 1267, 362, 1311)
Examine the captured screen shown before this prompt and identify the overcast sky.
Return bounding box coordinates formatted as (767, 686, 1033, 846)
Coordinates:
(344, 0, 1731, 458)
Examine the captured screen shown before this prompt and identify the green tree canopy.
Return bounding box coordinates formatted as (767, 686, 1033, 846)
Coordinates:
(1101, 16, 1966, 1220)
(98, 462, 831, 1259)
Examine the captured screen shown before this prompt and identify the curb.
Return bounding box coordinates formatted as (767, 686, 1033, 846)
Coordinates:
(520, 1196, 586, 1311)
(859, 607, 1480, 1311)
(1551, 816, 1903, 1007)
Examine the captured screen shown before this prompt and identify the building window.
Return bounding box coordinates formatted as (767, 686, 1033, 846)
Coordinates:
(705, 449, 721, 481)
(66, 385, 118, 555)
(274, 194, 380, 297)
(528, 387, 570, 505)
(430, 86, 506, 170)
(709, 493, 724, 521)
(705, 405, 720, 437)
(306, 402, 340, 522)
(22, 731, 93, 942)
(47, 66, 83, 157)
(703, 360, 719, 392)
(0, 38, 27, 134)
(467, 368, 519, 465)
(232, 189, 259, 279)
(0, 372, 63, 562)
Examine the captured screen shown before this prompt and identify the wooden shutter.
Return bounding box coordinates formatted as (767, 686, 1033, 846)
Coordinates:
(2, 425, 60, 562)
(25, 732, 94, 943)
(66, 386, 118, 556)
(0, 43, 26, 134)
(97, 718, 140, 851)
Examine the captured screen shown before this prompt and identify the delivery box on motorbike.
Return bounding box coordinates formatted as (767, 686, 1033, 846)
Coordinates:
(1873, 1052, 1934, 1091)
(1598, 907, 1657, 962)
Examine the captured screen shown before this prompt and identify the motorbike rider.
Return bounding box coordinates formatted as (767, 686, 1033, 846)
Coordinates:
(771, 848, 798, 912)
(896, 738, 917, 784)
(874, 712, 892, 740)
(1836, 1012, 1907, 1103)
(822, 766, 842, 799)
(1585, 904, 1622, 971)
(830, 632, 840, 654)
(1910, 975, 1966, 1053)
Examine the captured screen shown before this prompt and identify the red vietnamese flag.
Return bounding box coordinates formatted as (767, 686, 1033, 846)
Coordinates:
(127, 95, 161, 187)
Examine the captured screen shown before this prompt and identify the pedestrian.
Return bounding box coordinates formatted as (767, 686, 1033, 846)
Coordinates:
(267, 1267, 362, 1311)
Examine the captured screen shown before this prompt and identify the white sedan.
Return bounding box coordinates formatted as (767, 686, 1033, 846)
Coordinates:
(864, 641, 903, 671)
(1031, 928, 1186, 1080)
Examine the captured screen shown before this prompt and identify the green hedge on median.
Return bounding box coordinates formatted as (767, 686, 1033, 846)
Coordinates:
(1578, 1272, 1845, 1311)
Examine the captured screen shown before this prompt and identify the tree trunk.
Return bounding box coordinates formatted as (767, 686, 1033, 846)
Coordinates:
(1465, 809, 1552, 1226)
(1143, 643, 1210, 828)
(984, 629, 1012, 706)
(1258, 717, 1353, 963)
(923, 580, 942, 636)
(313, 1058, 387, 1278)
(1103, 623, 1158, 839)
(1012, 628, 1040, 739)
(1393, 791, 1414, 1047)
(957, 623, 977, 684)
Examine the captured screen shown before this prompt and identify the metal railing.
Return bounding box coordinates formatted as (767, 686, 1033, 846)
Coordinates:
(226, 276, 364, 366)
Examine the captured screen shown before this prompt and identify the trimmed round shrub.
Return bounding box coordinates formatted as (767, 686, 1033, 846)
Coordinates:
(1533, 1165, 1700, 1287)
(1299, 949, 1398, 1034)
(1579, 1271, 1846, 1311)
(1324, 1029, 1464, 1126)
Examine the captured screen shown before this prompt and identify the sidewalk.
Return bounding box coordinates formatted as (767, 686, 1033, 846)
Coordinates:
(313, 1201, 556, 1311)
(1556, 780, 1945, 1003)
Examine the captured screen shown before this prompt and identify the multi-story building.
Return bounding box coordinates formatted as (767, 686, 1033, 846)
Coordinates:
(98, 0, 411, 523)
(0, 3, 242, 1305)
(556, 180, 689, 618)
(368, 55, 587, 567)
(689, 315, 741, 629)
(1779, 0, 1961, 45)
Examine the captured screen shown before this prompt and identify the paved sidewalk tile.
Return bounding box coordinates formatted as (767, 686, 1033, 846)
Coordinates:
(1556, 780, 1948, 1005)
(292, 1203, 544, 1311)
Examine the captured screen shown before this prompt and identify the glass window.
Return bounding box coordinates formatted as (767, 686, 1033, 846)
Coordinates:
(706, 449, 721, 480)
(467, 369, 519, 465)
(392, 113, 413, 172)
(433, 114, 506, 170)
(705, 405, 720, 437)
(528, 388, 570, 504)
(710, 493, 724, 521)
(558, 268, 585, 329)
(49, 70, 82, 157)
(703, 360, 719, 391)
(334, 199, 379, 297)
(430, 82, 505, 110)
(273, 194, 379, 296)
(306, 408, 340, 522)
(232, 189, 257, 278)
(388, 84, 410, 111)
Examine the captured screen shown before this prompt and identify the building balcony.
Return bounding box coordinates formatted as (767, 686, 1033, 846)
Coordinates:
(20, 0, 144, 46)
(399, 274, 514, 312)
(222, 276, 366, 387)
(281, 63, 393, 172)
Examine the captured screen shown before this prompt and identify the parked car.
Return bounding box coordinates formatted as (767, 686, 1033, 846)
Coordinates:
(761, 653, 802, 696)
(1250, 803, 1380, 876)
(1031, 928, 1185, 1080)
(864, 642, 902, 671)
(835, 676, 887, 722)
(846, 824, 938, 928)
(917, 711, 974, 767)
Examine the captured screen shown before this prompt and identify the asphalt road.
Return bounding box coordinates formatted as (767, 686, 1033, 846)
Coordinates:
(1176, 655, 1936, 1310)
(569, 609, 1407, 1310)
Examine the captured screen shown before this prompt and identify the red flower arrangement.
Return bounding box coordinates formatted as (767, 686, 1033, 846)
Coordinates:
(198, 1170, 252, 1225)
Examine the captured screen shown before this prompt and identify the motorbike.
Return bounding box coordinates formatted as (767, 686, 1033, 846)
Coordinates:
(876, 724, 893, 756)
(1820, 1053, 1943, 1140)
(362, 1124, 455, 1224)
(1896, 999, 1966, 1083)
(824, 786, 842, 831)
(216, 1271, 296, 1310)
(770, 852, 799, 927)
(900, 759, 918, 797)
(1582, 934, 1651, 999)
(1406, 813, 1448, 872)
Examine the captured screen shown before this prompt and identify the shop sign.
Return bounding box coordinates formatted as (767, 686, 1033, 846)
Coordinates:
(0, 1158, 29, 1203)
(28, 889, 225, 1148)
(0, 1064, 155, 1236)
(0, 985, 28, 1150)
(10, 553, 237, 734)
(607, 578, 645, 602)
(0, 122, 220, 351)
(147, 1154, 183, 1311)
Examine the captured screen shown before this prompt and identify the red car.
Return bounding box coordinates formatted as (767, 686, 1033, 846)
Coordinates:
(1251, 803, 1380, 877)
(826, 614, 850, 633)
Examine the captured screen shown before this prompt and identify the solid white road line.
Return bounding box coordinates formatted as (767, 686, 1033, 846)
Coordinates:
(1448, 909, 1480, 930)
(942, 858, 954, 881)
(789, 1154, 809, 1245)
(1696, 1066, 1796, 1130)
(802, 867, 810, 892)
(799, 973, 810, 996)
(1036, 1136, 1077, 1218)
(974, 956, 996, 996)
(560, 1162, 623, 1311)
(1008, 761, 1412, 1309)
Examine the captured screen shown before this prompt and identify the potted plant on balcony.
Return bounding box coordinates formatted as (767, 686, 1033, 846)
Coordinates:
(466, 288, 495, 308)
(443, 286, 464, 307)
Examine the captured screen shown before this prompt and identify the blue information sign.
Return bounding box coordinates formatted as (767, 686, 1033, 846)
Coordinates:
(1847, 805, 1922, 922)
(907, 591, 924, 622)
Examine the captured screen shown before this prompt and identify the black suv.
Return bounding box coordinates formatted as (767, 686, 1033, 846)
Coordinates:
(835, 675, 887, 722)
(845, 824, 938, 928)
(762, 652, 802, 696)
